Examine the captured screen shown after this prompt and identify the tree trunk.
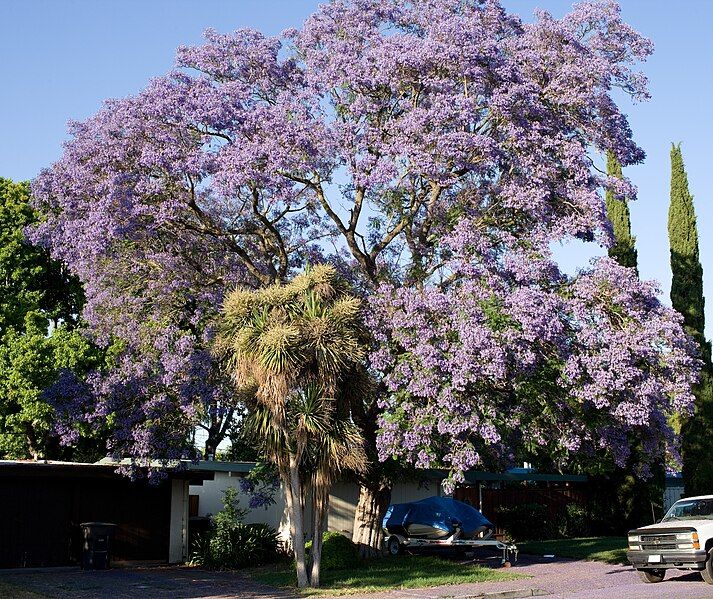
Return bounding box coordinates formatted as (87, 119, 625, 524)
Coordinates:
(287, 454, 309, 588)
(202, 406, 235, 460)
(352, 482, 391, 558)
(203, 437, 217, 461)
(310, 491, 328, 588)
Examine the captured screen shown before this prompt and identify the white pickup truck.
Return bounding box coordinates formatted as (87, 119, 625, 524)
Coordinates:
(627, 495, 713, 584)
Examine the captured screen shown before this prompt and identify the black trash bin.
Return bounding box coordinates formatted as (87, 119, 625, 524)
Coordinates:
(80, 522, 117, 570)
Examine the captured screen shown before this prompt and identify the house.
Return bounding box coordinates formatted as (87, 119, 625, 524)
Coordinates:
(187, 462, 442, 542)
(187, 462, 589, 541)
(0, 457, 591, 569)
(0, 459, 211, 568)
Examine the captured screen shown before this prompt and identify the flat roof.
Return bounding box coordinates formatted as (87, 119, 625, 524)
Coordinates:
(411, 468, 587, 484)
(0, 459, 212, 482)
(186, 461, 588, 483)
(0, 459, 587, 484)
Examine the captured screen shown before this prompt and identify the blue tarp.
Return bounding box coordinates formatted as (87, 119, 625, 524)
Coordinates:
(383, 496, 493, 539)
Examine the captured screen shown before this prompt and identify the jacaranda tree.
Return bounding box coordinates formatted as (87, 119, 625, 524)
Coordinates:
(32, 0, 697, 551)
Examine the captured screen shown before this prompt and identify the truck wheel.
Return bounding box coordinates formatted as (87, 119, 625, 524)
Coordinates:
(387, 536, 401, 556)
(637, 569, 665, 583)
(702, 550, 713, 584)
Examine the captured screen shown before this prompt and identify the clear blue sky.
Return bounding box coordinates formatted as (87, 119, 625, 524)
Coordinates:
(2, 0, 712, 335)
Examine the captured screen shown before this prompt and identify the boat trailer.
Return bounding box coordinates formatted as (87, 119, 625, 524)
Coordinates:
(385, 532, 518, 567)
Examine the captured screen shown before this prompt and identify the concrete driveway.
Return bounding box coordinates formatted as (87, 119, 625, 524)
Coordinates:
(0, 567, 298, 599)
(337, 555, 713, 599)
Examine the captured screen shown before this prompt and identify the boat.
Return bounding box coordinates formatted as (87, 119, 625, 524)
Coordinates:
(382, 496, 494, 540)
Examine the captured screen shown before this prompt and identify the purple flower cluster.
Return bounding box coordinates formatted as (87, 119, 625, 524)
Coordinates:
(238, 474, 280, 510)
(369, 243, 698, 491)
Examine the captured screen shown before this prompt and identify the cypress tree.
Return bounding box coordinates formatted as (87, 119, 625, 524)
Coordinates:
(605, 152, 638, 272)
(603, 154, 663, 526)
(669, 144, 709, 359)
(668, 143, 713, 496)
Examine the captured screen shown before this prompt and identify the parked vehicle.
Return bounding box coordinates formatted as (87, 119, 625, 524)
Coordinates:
(627, 495, 713, 584)
(382, 496, 517, 566)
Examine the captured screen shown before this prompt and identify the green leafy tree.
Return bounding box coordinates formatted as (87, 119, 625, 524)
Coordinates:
(667, 144, 713, 495)
(0, 179, 81, 333)
(0, 178, 101, 460)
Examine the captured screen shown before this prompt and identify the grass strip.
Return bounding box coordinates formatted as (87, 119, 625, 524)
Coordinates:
(249, 554, 524, 596)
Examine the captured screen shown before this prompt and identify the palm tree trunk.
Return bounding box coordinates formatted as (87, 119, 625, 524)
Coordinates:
(310, 485, 328, 587)
(287, 453, 309, 588)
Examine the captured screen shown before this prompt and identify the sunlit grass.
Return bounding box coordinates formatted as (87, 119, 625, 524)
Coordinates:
(249, 554, 523, 596)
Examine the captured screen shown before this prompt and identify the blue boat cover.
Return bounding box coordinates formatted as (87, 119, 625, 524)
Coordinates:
(383, 496, 493, 538)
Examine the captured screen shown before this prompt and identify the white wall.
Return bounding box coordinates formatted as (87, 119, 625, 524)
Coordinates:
(328, 480, 439, 537)
(190, 472, 442, 545)
(169, 479, 189, 563)
(190, 471, 292, 542)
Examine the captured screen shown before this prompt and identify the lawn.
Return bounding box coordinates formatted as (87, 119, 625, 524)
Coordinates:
(0, 581, 48, 599)
(249, 555, 524, 596)
(517, 537, 627, 565)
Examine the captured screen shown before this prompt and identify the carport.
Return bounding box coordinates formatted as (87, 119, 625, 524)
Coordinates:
(0, 460, 212, 568)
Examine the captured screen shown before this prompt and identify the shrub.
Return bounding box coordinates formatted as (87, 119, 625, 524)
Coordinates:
(496, 502, 554, 541)
(559, 503, 591, 538)
(190, 487, 280, 569)
(306, 531, 360, 570)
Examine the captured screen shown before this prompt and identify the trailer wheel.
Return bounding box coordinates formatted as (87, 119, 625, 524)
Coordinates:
(387, 536, 401, 556)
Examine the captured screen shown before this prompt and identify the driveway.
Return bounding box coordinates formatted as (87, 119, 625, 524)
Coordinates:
(1, 558, 712, 599)
(0, 567, 298, 599)
(337, 555, 713, 599)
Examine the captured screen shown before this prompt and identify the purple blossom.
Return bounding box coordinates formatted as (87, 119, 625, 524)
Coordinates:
(27, 0, 693, 486)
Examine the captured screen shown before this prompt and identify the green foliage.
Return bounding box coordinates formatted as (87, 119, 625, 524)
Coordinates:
(558, 503, 591, 538)
(496, 502, 554, 541)
(0, 178, 100, 460)
(605, 152, 638, 271)
(668, 143, 709, 358)
(668, 144, 713, 496)
(190, 487, 281, 570)
(306, 532, 359, 571)
(220, 423, 260, 461)
(0, 178, 83, 333)
(496, 501, 594, 541)
(681, 368, 713, 496)
(0, 316, 102, 459)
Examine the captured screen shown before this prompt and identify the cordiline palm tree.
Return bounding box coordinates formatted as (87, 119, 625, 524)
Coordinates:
(219, 265, 367, 588)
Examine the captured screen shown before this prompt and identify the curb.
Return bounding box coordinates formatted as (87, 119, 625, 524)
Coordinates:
(460, 589, 550, 599)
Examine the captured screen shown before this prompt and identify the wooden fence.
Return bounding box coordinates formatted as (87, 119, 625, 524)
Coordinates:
(454, 484, 587, 537)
